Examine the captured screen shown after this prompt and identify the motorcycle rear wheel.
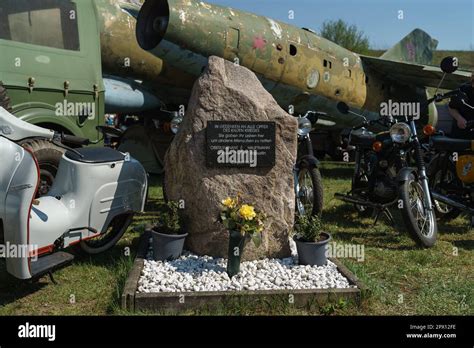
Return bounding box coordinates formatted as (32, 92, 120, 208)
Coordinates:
(399, 174, 437, 247)
(427, 157, 462, 220)
(79, 214, 134, 254)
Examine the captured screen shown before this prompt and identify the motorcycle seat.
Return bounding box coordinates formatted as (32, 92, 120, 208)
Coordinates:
(431, 136, 473, 152)
(65, 147, 126, 164)
(350, 130, 376, 147)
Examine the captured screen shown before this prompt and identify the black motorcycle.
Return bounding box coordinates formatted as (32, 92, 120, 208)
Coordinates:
(427, 120, 474, 225)
(335, 107, 398, 221)
(336, 99, 442, 247)
(294, 111, 325, 217)
(335, 57, 465, 247)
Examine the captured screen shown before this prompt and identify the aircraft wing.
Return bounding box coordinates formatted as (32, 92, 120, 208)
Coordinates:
(360, 55, 471, 90)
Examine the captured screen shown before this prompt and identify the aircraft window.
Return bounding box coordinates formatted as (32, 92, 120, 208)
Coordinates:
(289, 44, 297, 56)
(323, 59, 332, 69)
(0, 0, 80, 51)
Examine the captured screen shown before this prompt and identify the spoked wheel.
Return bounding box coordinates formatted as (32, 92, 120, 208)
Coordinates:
(429, 163, 462, 220)
(296, 166, 323, 217)
(80, 214, 134, 254)
(399, 175, 437, 247)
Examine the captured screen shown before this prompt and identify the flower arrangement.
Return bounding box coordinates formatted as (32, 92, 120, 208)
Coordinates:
(220, 196, 266, 247)
(220, 196, 266, 277)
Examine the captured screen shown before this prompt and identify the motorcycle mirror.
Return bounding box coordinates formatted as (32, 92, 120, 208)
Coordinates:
(440, 56, 459, 74)
(337, 102, 350, 115)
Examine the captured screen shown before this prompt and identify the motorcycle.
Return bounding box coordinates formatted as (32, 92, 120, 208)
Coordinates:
(294, 111, 325, 217)
(335, 57, 463, 247)
(427, 119, 474, 226)
(0, 107, 148, 280)
(334, 106, 398, 223)
(336, 101, 441, 247)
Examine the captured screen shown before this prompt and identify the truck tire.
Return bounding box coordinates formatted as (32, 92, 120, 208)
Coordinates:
(20, 139, 65, 196)
(0, 81, 12, 112)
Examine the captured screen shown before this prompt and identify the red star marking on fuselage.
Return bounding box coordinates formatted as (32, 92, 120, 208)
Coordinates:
(252, 36, 267, 50)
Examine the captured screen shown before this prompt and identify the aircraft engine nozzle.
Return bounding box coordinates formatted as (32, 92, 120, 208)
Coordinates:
(137, 0, 170, 50)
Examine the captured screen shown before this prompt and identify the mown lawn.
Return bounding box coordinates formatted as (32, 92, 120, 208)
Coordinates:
(0, 163, 472, 316)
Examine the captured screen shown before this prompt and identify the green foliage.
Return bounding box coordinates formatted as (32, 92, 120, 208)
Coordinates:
(155, 201, 182, 235)
(320, 19, 370, 55)
(320, 298, 348, 315)
(295, 214, 323, 242)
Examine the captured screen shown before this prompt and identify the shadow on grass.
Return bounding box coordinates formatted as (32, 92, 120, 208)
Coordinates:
(320, 165, 354, 180)
(452, 239, 474, 251)
(324, 203, 419, 251)
(438, 220, 473, 235)
(0, 261, 49, 307)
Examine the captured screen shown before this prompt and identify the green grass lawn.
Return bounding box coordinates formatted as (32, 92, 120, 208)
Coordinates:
(0, 164, 472, 316)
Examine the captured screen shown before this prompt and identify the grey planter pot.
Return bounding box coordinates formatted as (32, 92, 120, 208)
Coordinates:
(294, 232, 332, 266)
(151, 229, 188, 261)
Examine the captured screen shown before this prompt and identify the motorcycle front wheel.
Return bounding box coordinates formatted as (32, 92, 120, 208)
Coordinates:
(79, 214, 134, 254)
(399, 174, 437, 247)
(296, 166, 324, 217)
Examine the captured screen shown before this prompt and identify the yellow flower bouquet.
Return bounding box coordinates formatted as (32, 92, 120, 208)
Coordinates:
(220, 196, 266, 277)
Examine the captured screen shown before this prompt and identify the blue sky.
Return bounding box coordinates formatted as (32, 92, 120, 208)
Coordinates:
(206, 0, 473, 50)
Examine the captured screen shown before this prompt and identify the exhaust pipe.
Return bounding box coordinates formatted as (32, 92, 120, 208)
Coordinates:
(431, 191, 474, 214)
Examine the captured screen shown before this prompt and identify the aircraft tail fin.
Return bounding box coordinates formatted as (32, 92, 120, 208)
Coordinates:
(380, 28, 439, 65)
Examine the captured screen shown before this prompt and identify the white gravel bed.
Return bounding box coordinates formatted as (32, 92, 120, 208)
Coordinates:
(138, 241, 354, 293)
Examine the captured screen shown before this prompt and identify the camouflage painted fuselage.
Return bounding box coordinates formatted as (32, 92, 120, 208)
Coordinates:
(96, 0, 195, 106)
(136, 0, 452, 128)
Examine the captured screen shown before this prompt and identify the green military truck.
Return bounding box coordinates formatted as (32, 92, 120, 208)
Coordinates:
(0, 0, 188, 193)
(0, 0, 105, 194)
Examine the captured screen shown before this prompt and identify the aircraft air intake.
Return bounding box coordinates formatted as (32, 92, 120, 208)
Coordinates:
(136, 0, 170, 50)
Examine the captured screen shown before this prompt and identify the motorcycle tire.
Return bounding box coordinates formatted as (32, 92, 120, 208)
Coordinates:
(0, 81, 12, 112)
(427, 156, 462, 221)
(20, 139, 65, 196)
(399, 174, 437, 248)
(296, 166, 324, 216)
(79, 214, 134, 254)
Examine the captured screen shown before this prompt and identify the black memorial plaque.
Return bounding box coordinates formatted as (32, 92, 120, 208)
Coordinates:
(206, 121, 276, 168)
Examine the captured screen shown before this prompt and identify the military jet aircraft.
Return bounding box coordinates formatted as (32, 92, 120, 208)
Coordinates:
(134, 0, 471, 134)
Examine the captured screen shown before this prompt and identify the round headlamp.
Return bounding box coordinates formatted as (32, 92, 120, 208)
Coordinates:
(298, 117, 312, 136)
(170, 116, 183, 135)
(390, 123, 411, 143)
